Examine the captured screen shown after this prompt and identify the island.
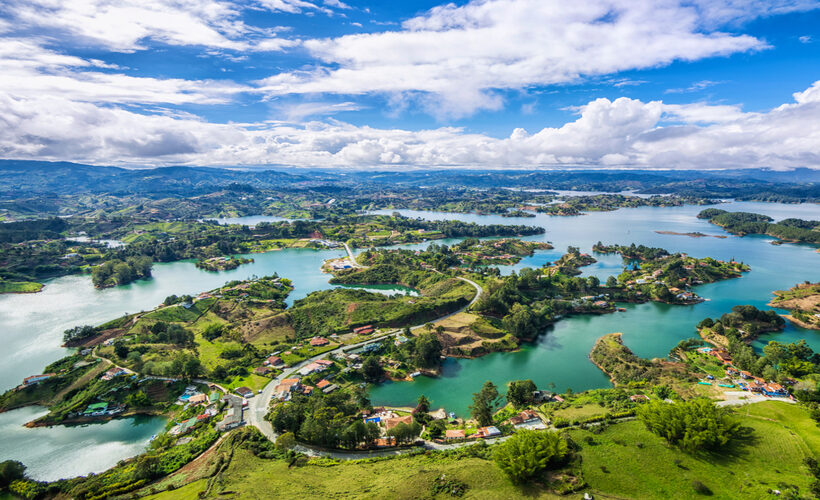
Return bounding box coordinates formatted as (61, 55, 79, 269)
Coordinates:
(769, 282, 820, 330)
(195, 256, 254, 272)
(698, 208, 820, 245)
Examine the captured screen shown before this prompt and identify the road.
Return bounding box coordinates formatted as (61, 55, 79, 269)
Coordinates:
(244, 274, 483, 458)
(343, 243, 364, 268)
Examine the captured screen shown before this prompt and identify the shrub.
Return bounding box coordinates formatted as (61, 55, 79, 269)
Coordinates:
(692, 480, 713, 495)
(637, 399, 742, 452)
(492, 430, 568, 484)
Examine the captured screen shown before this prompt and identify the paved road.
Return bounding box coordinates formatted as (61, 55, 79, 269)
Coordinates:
(343, 243, 364, 268)
(244, 274, 484, 458)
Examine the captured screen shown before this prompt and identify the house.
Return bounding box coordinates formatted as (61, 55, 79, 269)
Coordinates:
(532, 390, 553, 403)
(629, 394, 650, 402)
(316, 359, 333, 366)
(384, 415, 413, 430)
(235, 387, 254, 398)
(265, 356, 283, 367)
(445, 429, 466, 440)
(475, 426, 502, 438)
(309, 337, 330, 347)
(740, 370, 752, 379)
(353, 325, 375, 335)
(83, 402, 109, 416)
(254, 366, 273, 376)
(321, 383, 338, 394)
(101, 367, 127, 381)
(373, 437, 397, 448)
(298, 362, 329, 376)
(507, 410, 545, 429)
(316, 379, 331, 390)
(761, 383, 788, 397)
(188, 393, 208, 405)
(302, 385, 314, 395)
(217, 406, 242, 431)
(23, 373, 55, 385)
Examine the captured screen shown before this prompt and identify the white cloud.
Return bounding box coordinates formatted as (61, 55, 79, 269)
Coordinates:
(799, 35, 813, 43)
(256, 0, 792, 117)
(276, 101, 363, 121)
(1, 0, 298, 52)
(0, 38, 249, 105)
(666, 79, 725, 93)
(3, 80, 820, 170)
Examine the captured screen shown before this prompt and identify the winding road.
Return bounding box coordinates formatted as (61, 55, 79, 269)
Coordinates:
(244, 274, 483, 459)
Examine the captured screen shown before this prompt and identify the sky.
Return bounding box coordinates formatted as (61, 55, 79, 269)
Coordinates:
(0, 0, 819, 170)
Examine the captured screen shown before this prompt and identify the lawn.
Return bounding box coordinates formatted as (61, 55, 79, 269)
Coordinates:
(573, 401, 817, 499)
(553, 404, 610, 421)
(0, 280, 43, 293)
(223, 373, 269, 392)
(146, 447, 562, 500)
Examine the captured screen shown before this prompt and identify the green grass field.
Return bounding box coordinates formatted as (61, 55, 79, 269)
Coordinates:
(573, 401, 818, 499)
(147, 448, 562, 500)
(142, 401, 818, 500)
(0, 281, 43, 293)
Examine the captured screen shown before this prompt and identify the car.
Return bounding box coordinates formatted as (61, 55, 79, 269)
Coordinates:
(258, 389, 263, 394)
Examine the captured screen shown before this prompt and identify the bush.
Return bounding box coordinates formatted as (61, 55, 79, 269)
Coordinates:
(492, 430, 568, 483)
(637, 399, 742, 452)
(692, 480, 713, 495)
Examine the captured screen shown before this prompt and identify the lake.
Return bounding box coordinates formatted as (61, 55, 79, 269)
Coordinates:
(0, 406, 166, 481)
(0, 200, 818, 476)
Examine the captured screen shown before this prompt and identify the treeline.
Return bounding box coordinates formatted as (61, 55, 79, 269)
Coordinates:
(699, 209, 820, 244)
(0, 218, 68, 243)
(268, 390, 397, 449)
(593, 242, 670, 261)
(91, 256, 152, 288)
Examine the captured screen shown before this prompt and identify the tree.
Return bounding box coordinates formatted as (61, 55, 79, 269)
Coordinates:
(387, 421, 421, 444)
(507, 380, 537, 409)
(470, 381, 500, 426)
(414, 394, 431, 424)
(637, 399, 742, 452)
(605, 275, 618, 288)
(0, 460, 26, 489)
(276, 432, 296, 451)
(502, 303, 542, 338)
(114, 343, 129, 359)
(414, 332, 442, 368)
(361, 356, 383, 382)
(493, 431, 568, 483)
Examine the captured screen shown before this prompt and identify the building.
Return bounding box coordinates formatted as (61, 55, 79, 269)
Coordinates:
(384, 415, 413, 431)
(353, 325, 375, 335)
(188, 393, 208, 405)
(309, 337, 330, 347)
(321, 383, 338, 394)
(507, 410, 545, 429)
(23, 373, 55, 385)
(316, 379, 331, 390)
(475, 426, 502, 438)
(254, 366, 273, 376)
(761, 383, 788, 397)
(629, 394, 650, 402)
(235, 387, 254, 398)
(265, 356, 283, 366)
(101, 367, 127, 381)
(217, 406, 242, 431)
(445, 429, 466, 441)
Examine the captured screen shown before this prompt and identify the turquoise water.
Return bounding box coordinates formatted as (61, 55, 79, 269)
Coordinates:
(0, 200, 818, 475)
(0, 406, 166, 481)
(368, 202, 820, 415)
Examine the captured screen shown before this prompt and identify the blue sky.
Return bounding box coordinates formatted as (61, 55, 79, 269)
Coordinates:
(0, 0, 819, 169)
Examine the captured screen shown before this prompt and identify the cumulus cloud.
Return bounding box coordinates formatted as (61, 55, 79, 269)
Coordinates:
(0, 0, 299, 52)
(255, 0, 800, 117)
(2, 80, 820, 170)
